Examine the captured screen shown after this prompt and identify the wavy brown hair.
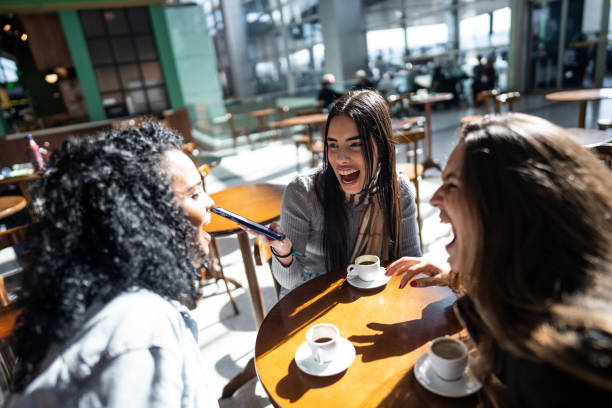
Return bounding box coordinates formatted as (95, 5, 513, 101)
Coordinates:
(456, 113, 612, 400)
(315, 89, 402, 271)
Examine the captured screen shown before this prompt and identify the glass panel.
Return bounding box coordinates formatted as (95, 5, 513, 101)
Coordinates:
(460, 14, 491, 49)
(119, 64, 143, 89)
(135, 35, 158, 60)
(126, 89, 147, 114)
(102, 91, 127, 118)
(127, 7, 151, 33)
(366, 28, 405, 74)
(88, 38, 113, 64)
(95, 67, 120, 92)
(562, 0, 602, 87)
(406, 23, 449, 57)
(111, 37, 136, 63)
(528, 1, 561, 89)
(141, 62, 163, 87)
(146, 87, 169, 112)
(104, 9, 128, 35)
(80, 10, 105, 37)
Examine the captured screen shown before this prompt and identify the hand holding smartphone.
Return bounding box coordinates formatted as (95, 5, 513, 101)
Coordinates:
(210, 207, 286, 241)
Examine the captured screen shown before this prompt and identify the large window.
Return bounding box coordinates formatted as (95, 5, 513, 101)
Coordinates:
(79, 7, 168, 118)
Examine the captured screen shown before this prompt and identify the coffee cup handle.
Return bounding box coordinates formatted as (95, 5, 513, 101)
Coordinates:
(315, 348, 325, 364)
(347, 264, 357, 278)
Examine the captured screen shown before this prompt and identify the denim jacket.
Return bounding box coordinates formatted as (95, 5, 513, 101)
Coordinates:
(10, 289, 218, 408)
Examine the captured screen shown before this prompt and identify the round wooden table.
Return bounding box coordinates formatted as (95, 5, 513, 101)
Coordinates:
(0, 174, 39, 221)
(546, 88, 612, 128)
(205, 183, 285, 326)
(564, 128, 612, 147)
(0, 196, 27, 219)
(408, 93, 454, 172)
(255, 268, 476, 407)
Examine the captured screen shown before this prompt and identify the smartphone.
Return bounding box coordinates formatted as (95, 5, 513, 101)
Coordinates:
(210, 207, 286, 241)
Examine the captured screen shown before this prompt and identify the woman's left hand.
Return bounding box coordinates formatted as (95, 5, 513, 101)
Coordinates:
(385, 256, 451, 289)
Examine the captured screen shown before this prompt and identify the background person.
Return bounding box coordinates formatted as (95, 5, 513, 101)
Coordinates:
(10, 123, 218, 408)
(387, 113, 612, 406)
(243, 90, 421, 295)
(317, 73, 343, 112)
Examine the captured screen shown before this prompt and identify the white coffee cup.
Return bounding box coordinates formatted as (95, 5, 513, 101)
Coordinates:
(428, 336, 468, 381)
(306, 323, 339, 365)
(347, 255, 382, 282)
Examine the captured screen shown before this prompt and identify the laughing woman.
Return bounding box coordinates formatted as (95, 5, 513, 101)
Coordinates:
(387, 114, 612, 407)
(245, 90, 421, 295)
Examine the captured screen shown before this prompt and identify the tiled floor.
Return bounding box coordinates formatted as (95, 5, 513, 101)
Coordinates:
(1, 94, 610, 406)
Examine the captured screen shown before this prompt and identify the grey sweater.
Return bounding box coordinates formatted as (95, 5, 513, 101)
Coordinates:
(272, 172, 421, 292)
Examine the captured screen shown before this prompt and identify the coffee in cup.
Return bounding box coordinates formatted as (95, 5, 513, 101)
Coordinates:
(428, 336, 468, 381)
(306, 323, 339, 364)
(347, 255, 382, 282)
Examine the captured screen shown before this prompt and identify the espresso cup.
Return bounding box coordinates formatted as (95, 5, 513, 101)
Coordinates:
(347, 255, 382, 282)
(306, 323, 339, 365)
(428, 336, 468, 381)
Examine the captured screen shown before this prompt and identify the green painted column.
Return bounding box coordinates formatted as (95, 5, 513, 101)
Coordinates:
(59, 10, 105, 121)
(149, 5, 184, 110)
(0, 116, 8, 137)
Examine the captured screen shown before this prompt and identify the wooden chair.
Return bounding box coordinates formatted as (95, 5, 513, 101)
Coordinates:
(460, 89, 500, 126)
(387, 92, 412, 118)
(0, 303, 21, 395)
(253, 238, 281, 300)
(0, 224, 36, 307)
(394, 128, 426, 250)
(225, 113, 252, 148)
(494, 91, 521, 114)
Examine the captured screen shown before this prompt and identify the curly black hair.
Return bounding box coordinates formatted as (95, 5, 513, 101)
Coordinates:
(12, 122, 201, 390)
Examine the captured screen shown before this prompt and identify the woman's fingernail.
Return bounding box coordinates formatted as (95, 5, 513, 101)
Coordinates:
(399, 282, 405, 289)
(410, 281, 417, 287)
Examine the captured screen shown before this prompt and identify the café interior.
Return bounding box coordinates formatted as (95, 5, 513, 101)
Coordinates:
(0, 0, 611, 406)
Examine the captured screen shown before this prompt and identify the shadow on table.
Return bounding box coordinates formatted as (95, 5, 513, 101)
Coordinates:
(256, 271, 379, 357)
(371, 368, 479, 407)
(349, 296, 462, 363)
(275, 359, 348, 403)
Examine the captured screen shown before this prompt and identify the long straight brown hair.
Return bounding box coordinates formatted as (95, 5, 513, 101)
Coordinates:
(457, 114, 612, 398)
(315, 90, 401, 271)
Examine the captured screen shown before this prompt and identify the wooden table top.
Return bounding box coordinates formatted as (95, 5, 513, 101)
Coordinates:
(391, 117, 425, 131)
(546, 88, 612, 102)
(0, 304, 21, 339)
(408, 93, 454, 105)
(205, 184, 285, 236)
(565, 128, 612, 147)
(250, 108, 277, 117)
(0, 195, 27, 219)
(271, 113, 329, 128)
(0, 173, 38, 186)
(255, 268, 475, 407)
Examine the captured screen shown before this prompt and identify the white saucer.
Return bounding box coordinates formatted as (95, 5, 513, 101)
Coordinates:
(346, 267, 391, 289)
(413, 353, 482, 398)
(295, 337, 356, 376)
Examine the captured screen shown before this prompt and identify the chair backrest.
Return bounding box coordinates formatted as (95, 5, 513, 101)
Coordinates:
(494, 91, 521, 113)
(253, 239, 281, 300)
(393, 128, 426, 174)
(476, 89, 500, 114)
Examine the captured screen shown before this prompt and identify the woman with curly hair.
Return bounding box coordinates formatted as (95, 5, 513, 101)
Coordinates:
(9, 123, 218, 407)
(243, 90, 421, 294)
(387, 113, 612, 406)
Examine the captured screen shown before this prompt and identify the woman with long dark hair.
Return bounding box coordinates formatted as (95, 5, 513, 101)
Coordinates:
(10, 123, 218, 407)
(246, 90, 420, 294)
(387, 113, 612, 406)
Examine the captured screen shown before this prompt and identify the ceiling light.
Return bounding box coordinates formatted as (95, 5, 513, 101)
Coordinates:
(20, 33, 27, 41)
(2, 24, 10, 32)
(45, 73, 58, 84)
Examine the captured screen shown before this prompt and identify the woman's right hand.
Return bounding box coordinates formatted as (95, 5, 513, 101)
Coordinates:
(385, 257, 451, 289)
(238, 222, 293, 258)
